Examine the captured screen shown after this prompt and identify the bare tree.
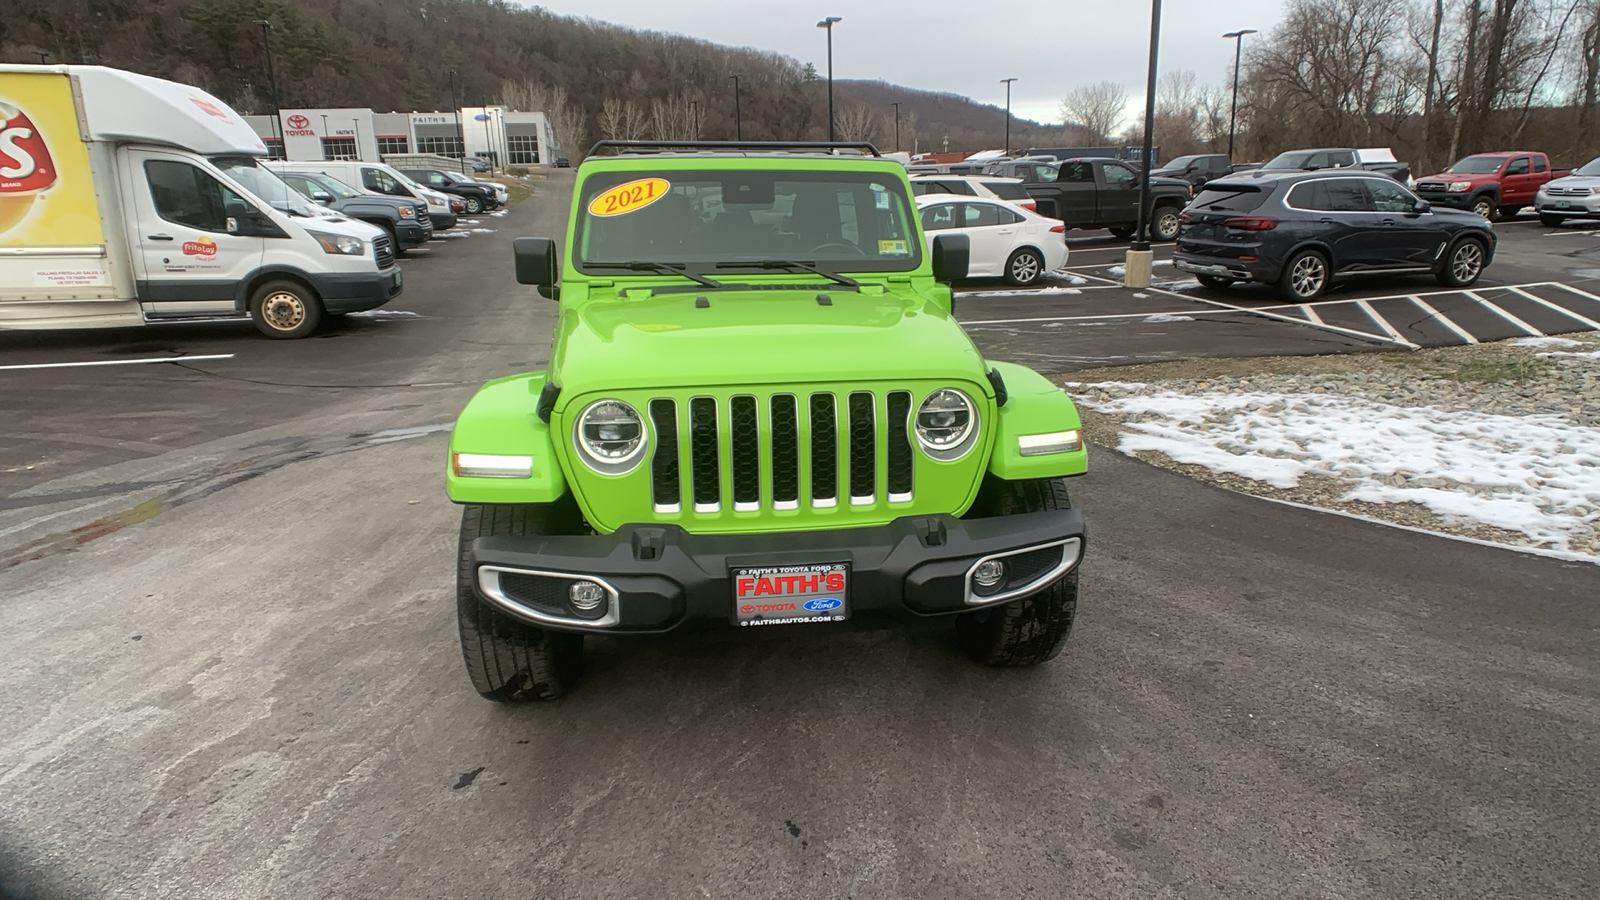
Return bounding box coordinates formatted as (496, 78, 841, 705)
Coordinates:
(834, 102, 880, 142)
(1059, 81, 1128, 142)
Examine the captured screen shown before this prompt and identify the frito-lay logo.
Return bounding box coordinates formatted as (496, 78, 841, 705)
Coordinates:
(190, 96, 230, 121)
(0, 100, 55, 235)
(182, 235, 217, 256)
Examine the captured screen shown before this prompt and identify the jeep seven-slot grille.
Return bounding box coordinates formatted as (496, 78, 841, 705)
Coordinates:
(648, 391, 913, 513)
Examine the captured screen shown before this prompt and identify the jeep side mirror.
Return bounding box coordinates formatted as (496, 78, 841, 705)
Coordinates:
(931, 233, 969, 283)
(514, 236, 559, 299)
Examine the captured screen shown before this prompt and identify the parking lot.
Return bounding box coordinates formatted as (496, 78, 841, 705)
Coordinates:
(3, 175, 1599, 898)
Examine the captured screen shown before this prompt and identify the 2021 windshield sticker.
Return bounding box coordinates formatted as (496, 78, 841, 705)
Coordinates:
(588, 178, 670, 217)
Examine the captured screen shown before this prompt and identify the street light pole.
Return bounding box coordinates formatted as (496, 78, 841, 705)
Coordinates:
(729, 75, 742, 140)
(817, 17, 842, 142)
(1222, 29, 1257, 160)
(1000, 77, 1017, 156)
(252, 20, 282, 151)
(1125, 0, 1163, 289)
(481, 102, 494, 170)
(449, 70, 467, 174)
(691, 100, 699, 139)
(891, 101, 901, 153)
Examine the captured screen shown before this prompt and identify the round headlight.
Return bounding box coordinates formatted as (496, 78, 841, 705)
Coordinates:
(915, 389, 977, 455)
(576, 399, 645, 470)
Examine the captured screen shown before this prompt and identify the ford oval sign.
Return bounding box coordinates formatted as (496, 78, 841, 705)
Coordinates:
(803, 598, 842, 612)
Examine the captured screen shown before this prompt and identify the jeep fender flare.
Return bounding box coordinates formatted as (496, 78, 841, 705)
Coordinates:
(447, 372, 570, 504)
(984, 361, 1088, 481)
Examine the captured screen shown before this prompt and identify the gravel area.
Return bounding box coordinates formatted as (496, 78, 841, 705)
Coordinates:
(1066, 332, 1600, 561)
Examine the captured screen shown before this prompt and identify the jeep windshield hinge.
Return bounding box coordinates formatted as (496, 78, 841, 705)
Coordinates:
(537, 381, 561, 422)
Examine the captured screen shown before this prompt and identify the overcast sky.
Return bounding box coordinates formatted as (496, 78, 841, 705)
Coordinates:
(528, 1, 1288, 125)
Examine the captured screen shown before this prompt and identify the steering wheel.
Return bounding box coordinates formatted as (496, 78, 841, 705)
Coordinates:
(809, 242, 866, 258)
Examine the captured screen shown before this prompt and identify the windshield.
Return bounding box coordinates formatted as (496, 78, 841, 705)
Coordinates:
(1163, 155, 1201, 170)
(308, 174, 362, 199)
(575, 169, 922, 274)
(1263, 152, 1314, 169)
(211, 157, 319, 217)
(442, 172, 471, 184)
(1446, 156, 1508, 174)
(1575, 157, 1600, 177)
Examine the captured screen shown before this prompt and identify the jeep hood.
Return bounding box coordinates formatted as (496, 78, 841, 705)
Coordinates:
(550, 286, 989, 398)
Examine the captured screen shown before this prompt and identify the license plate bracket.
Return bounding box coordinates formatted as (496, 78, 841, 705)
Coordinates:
(731, 563, 849, 627)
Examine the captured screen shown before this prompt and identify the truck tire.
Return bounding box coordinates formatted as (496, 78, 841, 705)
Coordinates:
(1151, 204, 1182, 242)
(1539, 213, 1566, 227)
(464, 195, 483, 215)
(956, 477, 1078, 667)
(1470, 196, 1496, 220)
(1498, 205, 1522, 219)
(1005, 248, 1045, 285)
(249, 279, 324, 339)
(1277, 248, 1330, 301)
(1436, 236, 1487, 288)
(1108, 225, 1136, 240)
(456, 502, 585, 701)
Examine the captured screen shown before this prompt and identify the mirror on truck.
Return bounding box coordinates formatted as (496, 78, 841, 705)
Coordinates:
(931, 233, 970, 283)
(514, 237, 559, 300)
(311, 190, 333, 204)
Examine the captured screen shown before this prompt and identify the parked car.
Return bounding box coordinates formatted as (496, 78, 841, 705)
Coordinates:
(268, 160, 458, 231)
(277, 170, 433, 251)
(1415, 151, 1570, 220)
(554, 156, 571, 168)
(400, 167, 499, 214)
(1535, 156, 1600, 226)
(1148, 154, 1237, 188)
(440, 170, 510, 206)
(466, 155, 493, 173)
(985, 157, 1192, 241)
(1173, 170, 1494, 301)
(910, 174, 1038, 212)
(915, 194, 1068, 285)
(1259, 148, 1412, 185)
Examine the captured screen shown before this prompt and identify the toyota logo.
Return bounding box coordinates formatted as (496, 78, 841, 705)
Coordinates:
(286, 114, 310, 129)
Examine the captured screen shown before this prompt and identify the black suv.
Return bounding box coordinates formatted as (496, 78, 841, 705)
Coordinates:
(399, 168, 500, 215)
(1173, 170, 1494, 300)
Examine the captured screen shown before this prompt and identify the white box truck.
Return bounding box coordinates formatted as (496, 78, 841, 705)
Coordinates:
(0, 65, 402, 339)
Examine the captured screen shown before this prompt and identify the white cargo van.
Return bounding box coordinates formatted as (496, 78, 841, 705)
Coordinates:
(0, 65, 402, 339)
(266, 160, 458, 231)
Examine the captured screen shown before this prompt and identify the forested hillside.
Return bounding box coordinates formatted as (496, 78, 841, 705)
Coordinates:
(3, 0, 1055, 154)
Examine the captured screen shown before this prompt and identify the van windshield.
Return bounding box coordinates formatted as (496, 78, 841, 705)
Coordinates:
(574, 169, 921, 275)
(212, 157, 319, 217)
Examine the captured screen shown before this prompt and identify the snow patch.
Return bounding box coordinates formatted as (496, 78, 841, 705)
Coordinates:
(1108, 265, 1126, 276)
(1142, 314, 1196, 323)
(1510, 337, 1585, 348)
(348, 309, 423, 319)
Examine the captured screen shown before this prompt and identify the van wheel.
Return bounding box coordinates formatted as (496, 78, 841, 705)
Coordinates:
(1436, 237, 1486, 287)
(1470, 196, 1496, 220)
(1278, 249, 1330, 301)
(249, 280, 323, 339)
(1151, 205, 1182, 242)
(1005, 248, 1045, 285)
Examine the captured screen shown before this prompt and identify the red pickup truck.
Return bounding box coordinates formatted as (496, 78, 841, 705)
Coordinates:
(1413, 151, 1570, 220)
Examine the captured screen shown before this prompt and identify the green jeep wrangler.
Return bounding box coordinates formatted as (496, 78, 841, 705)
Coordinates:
(446, 141, 1089, 700)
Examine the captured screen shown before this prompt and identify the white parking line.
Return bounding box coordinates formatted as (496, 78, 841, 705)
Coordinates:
(0, 354, 235, 372)
(1355, 298, 1410, 343)
(1408, 295, 1478, 344)
(1300, 304, 1326, 326)
(1465, 291, 1543, 336)
(1508, 286, 1600, 330)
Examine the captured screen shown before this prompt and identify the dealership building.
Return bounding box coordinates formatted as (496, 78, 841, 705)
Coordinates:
(242, 106, 555, 166)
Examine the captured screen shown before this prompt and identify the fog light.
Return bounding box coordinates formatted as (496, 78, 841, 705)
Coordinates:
(569, 581, 606, 612)
(973, 559, 1006, 592)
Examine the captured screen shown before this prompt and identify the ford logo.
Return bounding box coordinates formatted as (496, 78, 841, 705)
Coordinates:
(803, 598, 842, 612)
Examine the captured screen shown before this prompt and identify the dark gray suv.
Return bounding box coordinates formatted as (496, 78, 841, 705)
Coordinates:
(1173, 170, 1495, 300)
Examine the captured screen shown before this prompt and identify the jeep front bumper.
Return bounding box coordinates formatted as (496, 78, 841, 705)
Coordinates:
(469, 510, 1087, 633)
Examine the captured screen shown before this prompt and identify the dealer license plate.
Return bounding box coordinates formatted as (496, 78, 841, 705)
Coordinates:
(731, 563, 849, 627)
(1557, 200, 1571, 209)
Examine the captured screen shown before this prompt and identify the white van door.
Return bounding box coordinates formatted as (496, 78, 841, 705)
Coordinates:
(122, 148, 265, 315)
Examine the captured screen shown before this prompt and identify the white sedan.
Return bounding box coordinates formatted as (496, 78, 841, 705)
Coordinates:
(915, 194, 1068, 285)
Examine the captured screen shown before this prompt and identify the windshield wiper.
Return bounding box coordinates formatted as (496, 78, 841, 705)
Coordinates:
(587, 261, 724, 288)
(714, 259, 859, 288)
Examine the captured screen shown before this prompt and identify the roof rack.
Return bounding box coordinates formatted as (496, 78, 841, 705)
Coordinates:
(586, 140, 882, 158)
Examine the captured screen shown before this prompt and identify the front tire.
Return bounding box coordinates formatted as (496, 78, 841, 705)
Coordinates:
(1436, 237, 1487, 288)
(464, 196, 484, 215)
(1277, 248, 1330, 301)
(956, 477, 1079, 667)
(1005, 247, 1045, 285)
(457, 502, 585, 701)
(249, 279, 323, 339)
(1196, 274, 1235, 289)
(1540, 213, 1567, 227)
(1151, 205, 1182, 242)
(1471, 196, 1496, 220)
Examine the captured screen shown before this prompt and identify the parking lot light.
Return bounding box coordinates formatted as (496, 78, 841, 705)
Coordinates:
(817, 17, 842, 142)
(1126, 0, 1163, 288)
(1222, 29, 1258, 161)
(1001, 78, 1018, 157)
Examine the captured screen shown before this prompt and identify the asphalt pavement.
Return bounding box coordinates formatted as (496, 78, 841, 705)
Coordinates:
(2, 175, 1598, 899)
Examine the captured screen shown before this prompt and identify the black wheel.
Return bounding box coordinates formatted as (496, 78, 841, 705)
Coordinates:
(1005, 247, 1045, 285)
(956, 477, 1079, 667)
(1436, 237, 1487, 288)
(1498, 205, 1522, 218)
(1470, 196, 1496, 220)
(1196, 274, 1235, 289)
(1151, 205, 1182, 242)
(464, 195, 483, 215)
(249, 279, 323, 339)
(1108, 225, 1136, 240)
(1277, 248, 1330, 301)
(457, 502, 586, 701)
(1540, 213, 1566, 228)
